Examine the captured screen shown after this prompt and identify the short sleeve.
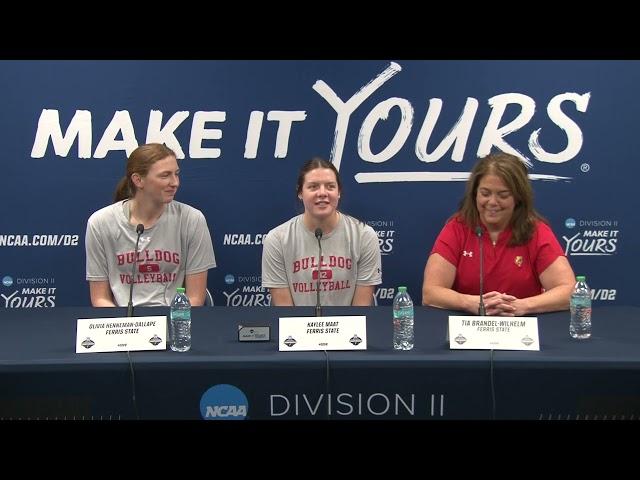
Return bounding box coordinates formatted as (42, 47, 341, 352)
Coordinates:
(261, 229, 289, 288)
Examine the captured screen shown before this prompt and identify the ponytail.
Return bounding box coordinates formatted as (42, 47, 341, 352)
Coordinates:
(113, 176, 131, 202)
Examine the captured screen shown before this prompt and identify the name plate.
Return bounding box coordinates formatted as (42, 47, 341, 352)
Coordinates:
(76, 316, 168, 353)
(238, 325, 271, 342)
(448, 315, 539, 351)
(279, 315, 367, 351)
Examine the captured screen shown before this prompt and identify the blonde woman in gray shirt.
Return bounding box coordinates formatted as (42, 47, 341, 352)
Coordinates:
(85, 143, 216, 307)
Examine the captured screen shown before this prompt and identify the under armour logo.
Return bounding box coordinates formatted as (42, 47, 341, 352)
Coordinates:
(463, 250, 473, 257)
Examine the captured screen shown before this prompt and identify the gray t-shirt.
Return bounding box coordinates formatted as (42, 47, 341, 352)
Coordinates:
(85, 200, 216, 306)
(261, 214, 382, 306)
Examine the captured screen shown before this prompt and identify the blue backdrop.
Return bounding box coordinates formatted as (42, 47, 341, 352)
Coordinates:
(0, 60, 634, 309)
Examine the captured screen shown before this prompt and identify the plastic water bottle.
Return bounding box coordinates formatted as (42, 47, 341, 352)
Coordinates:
(170, 287, 191, 352)
(570, 275, 592, 339)
(393, 286, 414, 350)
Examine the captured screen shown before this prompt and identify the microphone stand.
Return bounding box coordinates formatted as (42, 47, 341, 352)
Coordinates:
(476, 226, 486, 316)
(125, 223, 144, 419)
(127, 223, 145, 317)
(314, 228, 323, 317)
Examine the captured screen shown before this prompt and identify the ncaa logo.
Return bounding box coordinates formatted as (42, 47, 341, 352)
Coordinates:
(200, 384, 248, 420)
(2, 276, 13, 287)
(224, 274, 236, 285)
(565, 218, 576, 229)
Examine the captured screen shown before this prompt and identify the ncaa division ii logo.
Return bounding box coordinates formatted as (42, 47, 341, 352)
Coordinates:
(200, 384, 248, 420)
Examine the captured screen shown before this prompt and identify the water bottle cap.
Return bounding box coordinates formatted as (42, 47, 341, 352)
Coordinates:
(398, 286, 407, 292)
(177, 287, 186, 293)
(576, 275, 586, 282)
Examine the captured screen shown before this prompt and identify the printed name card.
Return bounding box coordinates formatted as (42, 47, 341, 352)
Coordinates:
(448, 315, 539, 351)
(279, 315, 367, 351)
(76, 316, 168, 353)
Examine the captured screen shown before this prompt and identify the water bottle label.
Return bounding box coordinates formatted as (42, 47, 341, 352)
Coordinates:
(170, 309, 192, 321)
(393, 306, 414, 319)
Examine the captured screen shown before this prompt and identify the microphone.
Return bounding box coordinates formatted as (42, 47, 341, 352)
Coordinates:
(314, 228, 323, 317)
(127, 223, 145, 317)
(475, 226, 486, 316)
